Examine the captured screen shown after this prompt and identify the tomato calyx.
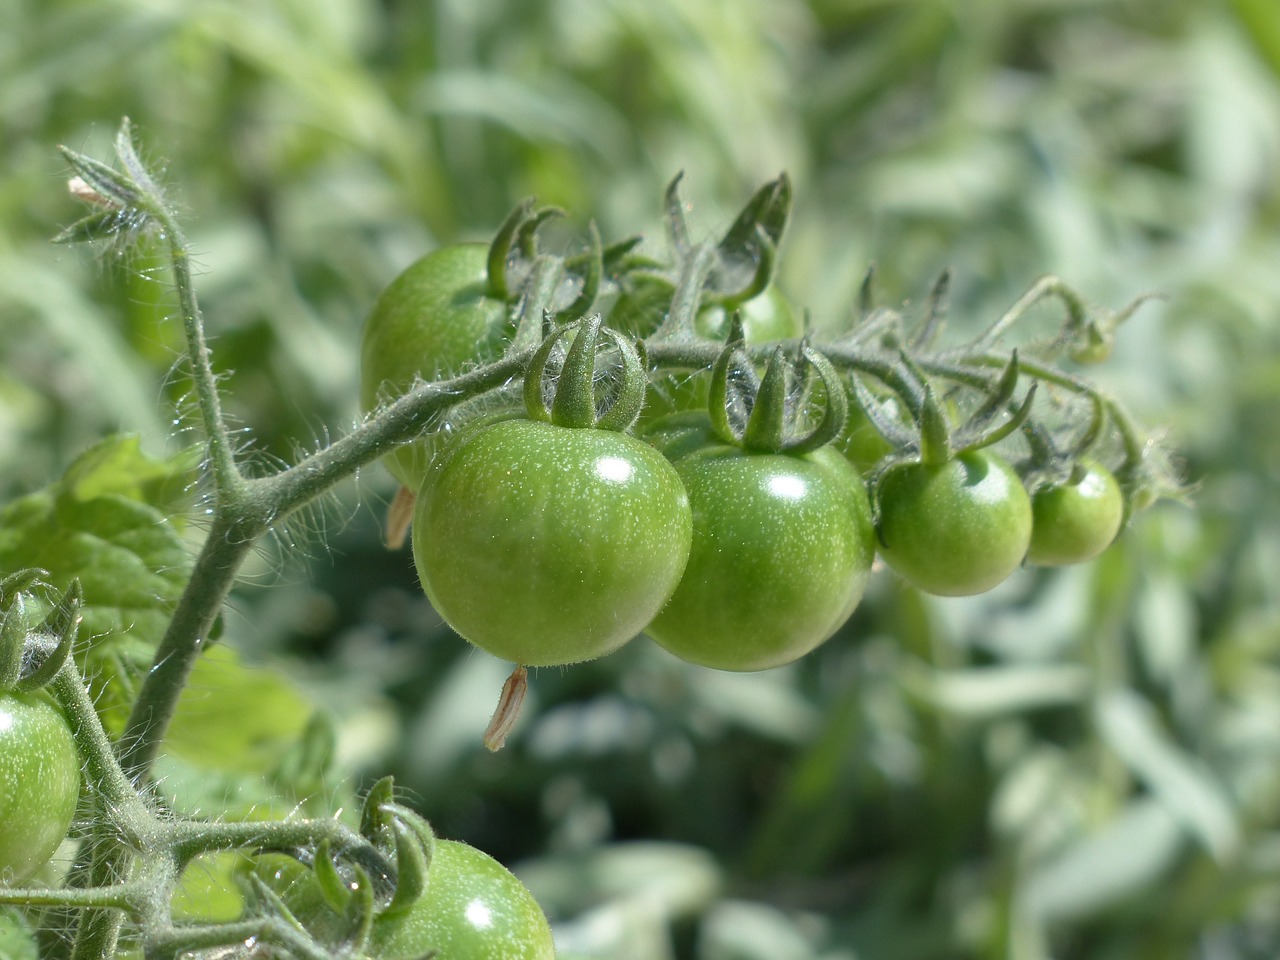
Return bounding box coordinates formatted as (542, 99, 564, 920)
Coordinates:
(704, 326, 848, 455)
(0, 573, 82, 694)
(523, 314, 647, 431)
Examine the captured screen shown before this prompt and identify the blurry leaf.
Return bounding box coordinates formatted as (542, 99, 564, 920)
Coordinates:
(690, 667, 819, 743)
(1133, 572, 1197, 685)
(164, 643, 313, 773)
(0, 433, 196, 729)
(518, 842, 721, 919)
(905, 662, 1092, 718)
(1022, 797, 1184, 922)
(1096, 690, 1240, 859)
(0, 907, 39, 960)
(699, 900, 818, 960)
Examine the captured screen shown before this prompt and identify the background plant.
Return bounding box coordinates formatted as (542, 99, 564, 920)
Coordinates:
(2, 1, 1279, 958)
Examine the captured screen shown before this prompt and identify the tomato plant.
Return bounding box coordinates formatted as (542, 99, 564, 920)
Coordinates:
(875, 450, 1033, 597)
(1026, 459, 1125, 566)
(359, 242, 512, 489)
(0, 691, 79, 885)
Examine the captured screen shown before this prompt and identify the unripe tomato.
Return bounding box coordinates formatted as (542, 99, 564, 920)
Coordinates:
(643, 418, 876, 671)
(413, 418, 693, 666)
(360, 243, 511, 489)
(1026, 460, 1124, 566)
(0, 691, 80, 884)
(253, 839, 555, 960)
(876, 451, 1032, 597)
(371, 839, 555, 960)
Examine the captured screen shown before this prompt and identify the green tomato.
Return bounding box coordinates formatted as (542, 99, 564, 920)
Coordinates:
(253, 840, 555, 960)
(360, 243, 512, 489)
(372, 840, 555, 960)
(1026, 460, 1124, 566)
(875, 451, 1033, 597)
(643, 419, 876, 671)
(0, 691, 80, 885)
(413, 418, 693, 666)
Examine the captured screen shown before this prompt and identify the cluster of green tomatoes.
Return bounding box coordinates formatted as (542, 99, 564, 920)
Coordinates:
(360, 178, 1138, 679)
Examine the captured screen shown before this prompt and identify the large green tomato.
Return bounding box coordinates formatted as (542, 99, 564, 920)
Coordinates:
(1026, 460, 1124, 566)
(875, 451, 1033, 597)
(643, 418, 876, 671)
(360, 243, 512, 489)
(0, 691, 80, 884)
(413, 418, 693, 666)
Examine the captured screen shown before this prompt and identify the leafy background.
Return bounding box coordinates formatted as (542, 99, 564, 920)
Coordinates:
(2, 0, 1279, 957)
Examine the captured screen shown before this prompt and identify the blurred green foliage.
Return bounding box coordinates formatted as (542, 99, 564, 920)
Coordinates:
(4, 0, 1280, 957)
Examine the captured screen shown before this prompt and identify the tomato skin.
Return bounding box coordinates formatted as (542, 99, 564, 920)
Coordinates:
(876, 451, 1033, 597)
(360, 243, 511, 489)
(414, 419, 693, 666)
(0, 691, 80, 885)
(254, 840, 555, 960)
(643, 423, 876, 671)
(1026, 460, 1124, 566)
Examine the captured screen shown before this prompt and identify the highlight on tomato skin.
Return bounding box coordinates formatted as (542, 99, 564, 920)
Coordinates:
(874, 450, 1033, 598)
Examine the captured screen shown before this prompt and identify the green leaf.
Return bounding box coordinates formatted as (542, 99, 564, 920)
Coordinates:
(0, 907, 39, 960)
(0, 434, 198, 728)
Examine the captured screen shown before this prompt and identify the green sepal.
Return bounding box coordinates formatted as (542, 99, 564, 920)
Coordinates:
(558, 221, 603, 320)
(909, 269, 952, 350)
(717, 173, 791, 265)
(857, 263, 877, 321)
(742, 349, 789, 453)
(0, 569, 46, 610)
(849, 376, 917, 451)
(781, 348, 849, 456)
(243, 871, 310, 936)
(378, 806, 437, 920)
(707, 321, 746, 446)
(594, 330, 648, 433)
(514, 206, 565, 259)
(918, 384, 953, 467)
(313, 839, 354, 914)
(522, 324, 572, 422)
(16, 580, 82, 693)
(663, 172, 691, 255)
(551, 315, 603, 428)
(955, 383, 1038, 454)
(0, 593, 31, 691)
(340, 863, 377, 953)
(958, 350, 1021, 439)
(713, 227, 776, 310)
(487, 197, 536, 301)
(359, 776, 399, 849)
(59, 145, 140, 210)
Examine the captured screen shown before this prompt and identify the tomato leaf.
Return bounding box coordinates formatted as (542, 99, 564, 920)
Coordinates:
(0, 433, 199, 729)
